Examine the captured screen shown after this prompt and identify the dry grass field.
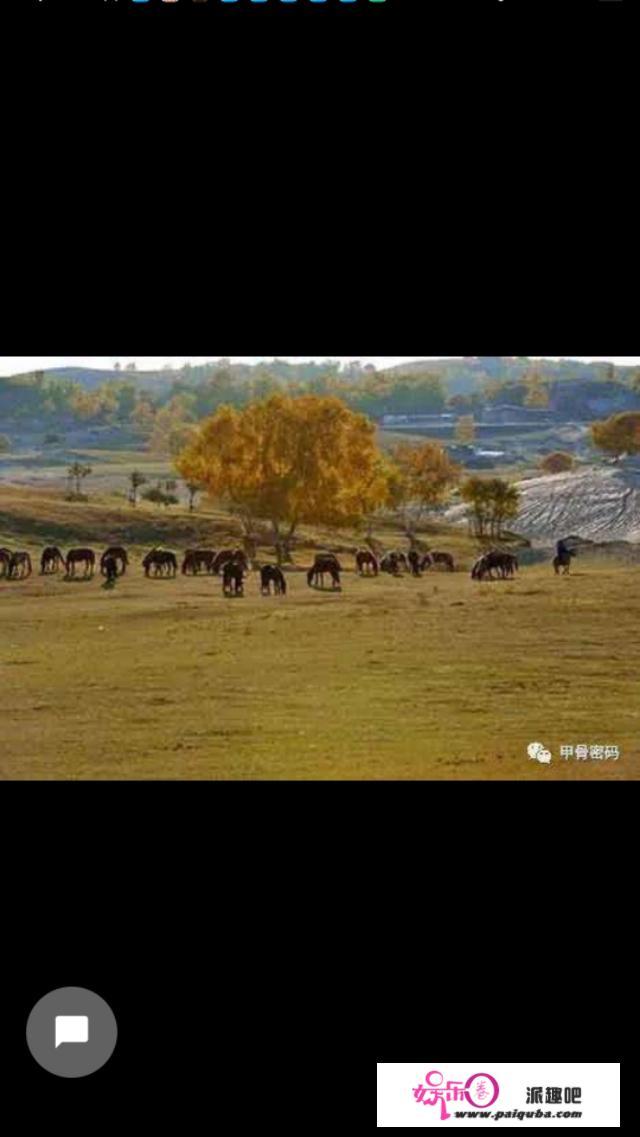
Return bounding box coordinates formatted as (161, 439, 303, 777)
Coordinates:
(1, 485, 638, 779)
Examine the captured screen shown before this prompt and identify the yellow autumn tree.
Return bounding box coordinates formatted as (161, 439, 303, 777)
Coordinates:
(524, 369, 550, 407)
(591, 412, 640, 458)
(175, 394, 391, 560)
(455, 414, 476, 444)
(70, 385, 117, 423)
(389, 441, 461, 537)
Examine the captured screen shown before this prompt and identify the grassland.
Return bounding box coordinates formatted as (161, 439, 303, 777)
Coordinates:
(1, 483, 638, 779)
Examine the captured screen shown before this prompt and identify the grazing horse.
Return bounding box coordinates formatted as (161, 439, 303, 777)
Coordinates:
(500, 553, 518, 578)
(307, 554, 341, 590)
(471, 550, 516, 580)
(471, 552, 497, 580)
(66, 548, 95, 578)
(102, 554, 119, 584)
(100, 546, 128, 576)
(182, 548, 216, 575)
(423, 550, 455, 572)
(8, 551, 32, 579)
(0, 548, 12, 577)
(260, 564, 287, 596)
(407, 549, 422, 577)
(223, 560, 244, 596)
(40, 546, 65, 574)
(213, 548, 248, 575)
(355, 549, 378, 576)
(143, 549, 177, 577)
(380, 551, 401, 576)
(471, 555, 486, 580)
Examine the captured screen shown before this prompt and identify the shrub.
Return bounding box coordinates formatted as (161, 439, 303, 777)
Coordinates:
(540, 451, 574, 474)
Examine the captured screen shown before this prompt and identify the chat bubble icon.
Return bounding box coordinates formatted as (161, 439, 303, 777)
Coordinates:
(527, 741, 552, 764)
(55, 1015, 89, 1048)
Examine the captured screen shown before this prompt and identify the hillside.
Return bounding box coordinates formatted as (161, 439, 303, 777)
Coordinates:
(3, 357, 640, 396)
(446, 462, 640, 543)
(379, 356, 640, 397)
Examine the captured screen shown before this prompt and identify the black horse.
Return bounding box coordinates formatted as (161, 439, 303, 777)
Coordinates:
(554, 539, 576, 575)
(407, 549, 422, 577)
(380, 551, 401, 575)
(223, 560, 244, 596)
(260, 564, 287, 595)
(41, 546, 65, 574)
(102, 554, 119, 584)
(101, 546, 128, 576)
(143, 549, 177, 577)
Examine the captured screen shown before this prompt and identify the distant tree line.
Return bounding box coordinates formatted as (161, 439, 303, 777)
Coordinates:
(3, 359, 640, 459)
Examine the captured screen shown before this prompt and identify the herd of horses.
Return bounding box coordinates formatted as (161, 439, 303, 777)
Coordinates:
(0, 539, 577, 593)
(0, 543, 286, 596)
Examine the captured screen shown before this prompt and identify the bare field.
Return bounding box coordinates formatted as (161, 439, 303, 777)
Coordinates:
(1, 557, 637, 780)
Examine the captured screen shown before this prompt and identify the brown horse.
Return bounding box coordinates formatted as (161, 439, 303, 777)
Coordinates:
(100, 546, 128, 576)
(212, 548, 248, 575)
(471, 550, 516, 580)
(182, 548, 216, 575)
(40, 546, 65, 574)
(307, 555, 341, 590)
(355, 549, 378, 576)
(223, 560, 244, 596)
(8, 551, 32, 579)
(143, 549, 177, 577)
(260, 564, 287, 595)
(66, 548, 95, 578)
(422, 551, 455, 572)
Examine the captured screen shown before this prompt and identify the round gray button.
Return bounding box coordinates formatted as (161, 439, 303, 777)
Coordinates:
(26, 987, 117, 1078)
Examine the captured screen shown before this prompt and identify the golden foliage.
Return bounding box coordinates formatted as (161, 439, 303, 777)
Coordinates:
(540, 451, 574, 474)
(591, 411, 640, 457)
(148, 395, 195, 456)
(390, 440, 461, 511)
(175, 394, 390, 534)
(455, 415, 476, 444)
